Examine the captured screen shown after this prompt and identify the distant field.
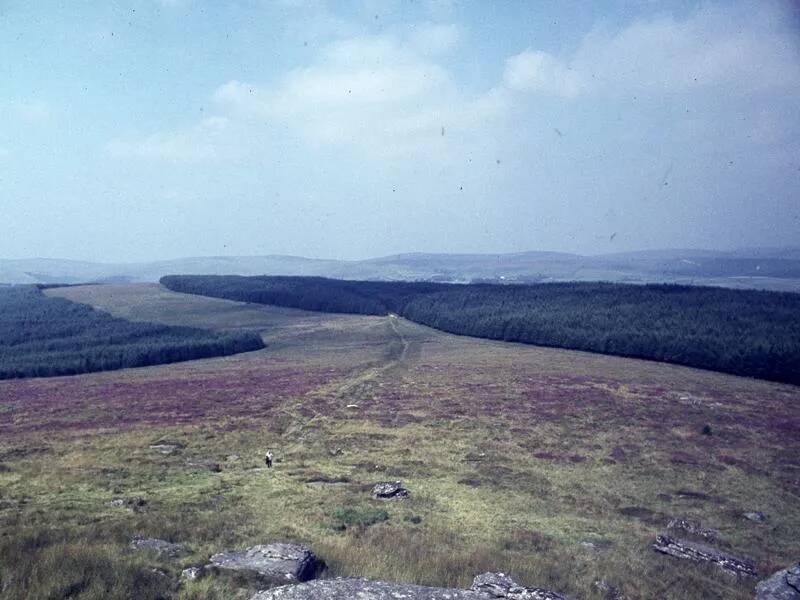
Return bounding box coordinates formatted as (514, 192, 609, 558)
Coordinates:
(160, 275, 800, 384)
(0, 286, 264, 380)
(1, 283, 796, 599)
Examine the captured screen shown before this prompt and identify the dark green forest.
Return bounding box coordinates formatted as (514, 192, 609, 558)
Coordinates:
(161, 275, 800, 385)
(0, 286, 264, 380)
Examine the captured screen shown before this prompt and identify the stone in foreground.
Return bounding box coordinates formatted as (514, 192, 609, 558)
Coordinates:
(249, 572, 570, 600)
(210, 542, 320, 585)
(652, 535, 757, 577)
(756, 563, 800, 600)
(471, 572, 571, 599)
(371, 480, 410, 499)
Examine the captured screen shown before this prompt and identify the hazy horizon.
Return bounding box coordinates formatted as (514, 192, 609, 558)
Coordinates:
(2, 0, 799, 263)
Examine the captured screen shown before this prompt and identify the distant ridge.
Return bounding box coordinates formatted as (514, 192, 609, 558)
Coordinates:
(2, 247, 799, 292)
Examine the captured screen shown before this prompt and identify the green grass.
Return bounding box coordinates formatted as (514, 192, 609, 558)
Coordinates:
(1, 283, 798, 599)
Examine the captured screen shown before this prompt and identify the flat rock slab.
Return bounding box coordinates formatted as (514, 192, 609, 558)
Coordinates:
(472, 572, 571, 599)
(756, 564, 800, 600)
(130, 536, 186, 558)
(150, 443, 184, 455)
(666, 518, 720, 543)
(652, 535, 757, 577)
(371, 481, 410, 499)
(210, 542, 320, 585)
(251, 573, 570, 600)
(186, 459, 221, 472)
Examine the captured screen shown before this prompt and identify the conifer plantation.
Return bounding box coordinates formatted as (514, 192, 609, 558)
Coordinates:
(0, 286, 264, 379)
(161, 275, 800, 384)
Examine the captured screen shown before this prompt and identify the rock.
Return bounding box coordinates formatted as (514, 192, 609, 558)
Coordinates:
(226, 454, 241, 462)
(249, 573, 571, 600)
(666, 518, 720, 543)
(209, 542, 321, 585)
(756, 563, 800, 600)
(109, 496, 147, 511)
(150, 442, 184, 455)
(186, 459, 221, 472)
(471, 572, 571, 599)
(579, 539, 613, 552)
(130, 536, 186, 558)
(652, 535, 757, 577)
(250, 578, 479, 600)
(371, 481, 410, 500)
(743, 511, 768, 523)
(181, 566, 206, 581)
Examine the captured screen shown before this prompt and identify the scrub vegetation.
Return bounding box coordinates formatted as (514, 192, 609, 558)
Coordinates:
(160, 275, 800, 384)
(1, 283, 798, 599)
(0, 286, 264, 380)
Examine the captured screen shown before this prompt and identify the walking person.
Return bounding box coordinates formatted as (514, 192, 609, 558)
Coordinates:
(265, 449, 274, 469)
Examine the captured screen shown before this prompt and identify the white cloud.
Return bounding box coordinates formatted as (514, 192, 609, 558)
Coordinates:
(504, 5, 800, 99)
(108, 3, 800, 166)
(212, 28, 508, 160)
(504, 50, 584, 98)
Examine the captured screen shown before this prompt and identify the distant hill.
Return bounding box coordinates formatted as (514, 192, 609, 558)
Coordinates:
(2, 248, 800, 292)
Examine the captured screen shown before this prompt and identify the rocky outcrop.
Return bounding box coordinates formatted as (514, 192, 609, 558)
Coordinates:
(756, 563, 800, 600)
(249, 573, 570, 600)
(652, 535, 757, 577)
(209, 542, 321, 585)
(471, 572, 570, 599)
(371, 481, 410, 499)
(129, 536, 186, 558)
(666, 518, 720, 543)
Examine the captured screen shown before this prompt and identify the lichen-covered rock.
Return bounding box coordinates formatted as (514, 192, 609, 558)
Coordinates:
(666, 518, 720, 543)
(743, 511, 768, 523)
(756, 563, 800, 600)
(249, 573, 570, 600)
(130, 536, 186, 558)
(371, 481, 410, 499)
(652, 535, 757, 577)
(250, 578, 480, 599)
(181, 566, 206, 581)
(210, 542, 320, 585)
(471, 572, 571, 599)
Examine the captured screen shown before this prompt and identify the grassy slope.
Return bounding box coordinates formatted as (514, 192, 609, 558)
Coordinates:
(0, 283, 797, 599)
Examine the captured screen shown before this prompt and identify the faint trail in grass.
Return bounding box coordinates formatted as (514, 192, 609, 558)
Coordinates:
(276, 315, 413, 449)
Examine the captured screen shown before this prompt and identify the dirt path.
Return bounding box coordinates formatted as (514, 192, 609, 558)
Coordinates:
(276, 314, 417, 447)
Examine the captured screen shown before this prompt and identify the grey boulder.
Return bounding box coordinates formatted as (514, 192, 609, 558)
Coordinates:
(471, 572, 570, 599)
(249, 572, 570, 600)
(210, 542, 320, 585)
(756, 564, 800, 600)
(652, 535, 757, 577)
(371, 481, 410, 499)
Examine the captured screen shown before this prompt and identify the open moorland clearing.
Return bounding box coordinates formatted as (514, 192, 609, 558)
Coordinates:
(0, 283, 797, 599)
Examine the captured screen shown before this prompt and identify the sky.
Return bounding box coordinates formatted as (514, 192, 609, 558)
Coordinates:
(1, 0, 799, 262)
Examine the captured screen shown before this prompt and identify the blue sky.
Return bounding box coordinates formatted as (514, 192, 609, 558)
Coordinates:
(1, 0, 798, 261)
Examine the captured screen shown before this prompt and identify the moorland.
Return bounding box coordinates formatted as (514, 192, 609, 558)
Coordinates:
(0, 282, 797, 599)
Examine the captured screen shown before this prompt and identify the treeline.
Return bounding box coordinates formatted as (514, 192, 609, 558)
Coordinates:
(0, 286, 264, 380)
(161, 275, 800, 385)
